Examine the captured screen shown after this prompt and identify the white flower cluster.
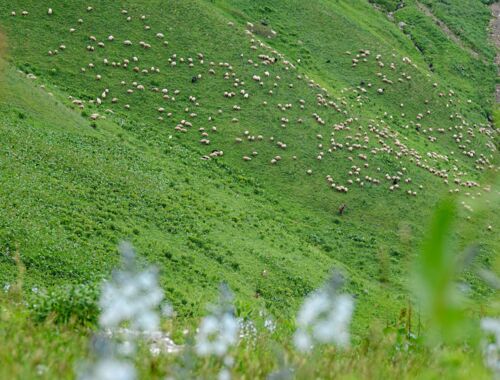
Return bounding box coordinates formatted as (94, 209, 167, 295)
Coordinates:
(82, 358, 136, 380)
(293, 275, 354, 352)
(195, 284, 239, 357)
(99, 242, 164, 331)
(78, 242, 166, 380)
(481, 318, 500, 375)
(258, 310, 277, 334)
(195, 313, 239, 357)
(239, 319, 258, 342)
(264, 318, 277, 334)
(99, 265, 164, 330)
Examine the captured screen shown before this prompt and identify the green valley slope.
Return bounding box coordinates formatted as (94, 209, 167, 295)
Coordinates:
(0, 0, 498, 329)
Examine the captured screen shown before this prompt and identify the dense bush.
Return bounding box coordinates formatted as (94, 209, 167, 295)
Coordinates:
(29, 284, 99, 325)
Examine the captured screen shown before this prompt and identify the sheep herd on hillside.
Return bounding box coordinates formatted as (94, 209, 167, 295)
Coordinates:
(9, 6, 498, 223)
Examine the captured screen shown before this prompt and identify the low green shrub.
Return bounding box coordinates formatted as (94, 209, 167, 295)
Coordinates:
(29, 284, 99, 325)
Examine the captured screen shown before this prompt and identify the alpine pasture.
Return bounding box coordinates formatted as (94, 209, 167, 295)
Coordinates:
(0, 1, 498, 379)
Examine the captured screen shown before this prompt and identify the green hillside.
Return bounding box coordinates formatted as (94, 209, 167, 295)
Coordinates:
(0, 0, 498, 378)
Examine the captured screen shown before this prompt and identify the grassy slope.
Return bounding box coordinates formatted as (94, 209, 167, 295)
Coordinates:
(419, 0, 495, 60)
(0, 63, 405, 329)
(368, 0, 496, 115)
(0, 0, 497, 329)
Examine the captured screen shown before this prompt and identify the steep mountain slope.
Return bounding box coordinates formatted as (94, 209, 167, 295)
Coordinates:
(0, 0, 498, 328)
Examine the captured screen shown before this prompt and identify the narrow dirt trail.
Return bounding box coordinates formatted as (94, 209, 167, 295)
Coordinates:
(490, 3, 500, 103)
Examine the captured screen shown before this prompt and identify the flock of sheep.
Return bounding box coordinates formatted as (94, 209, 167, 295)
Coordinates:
(9, 6, 498, 224)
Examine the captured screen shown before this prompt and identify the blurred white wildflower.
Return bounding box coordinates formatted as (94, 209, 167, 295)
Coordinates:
(267, 368, 294, 380)
(78, 242, 168, 380)
(80, 358, 136, 380)
(194, 284, 238, 380)
(195, 284, 239, 357)
(36, 364, 48, 376)
(293, 274, 354, 352)
(3, 283, 10, 293)
(195, 309, 239, 357)
(264, 318, 277, 333)
(223, 355, 235, 367)
(218, 368, 231, 380)
(481, 317, 500, 375)
(162, 302, 175, 318)
(99, 242, 164, 331)
(267, 350, 294, 380)
(259, 310, 277, 333)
